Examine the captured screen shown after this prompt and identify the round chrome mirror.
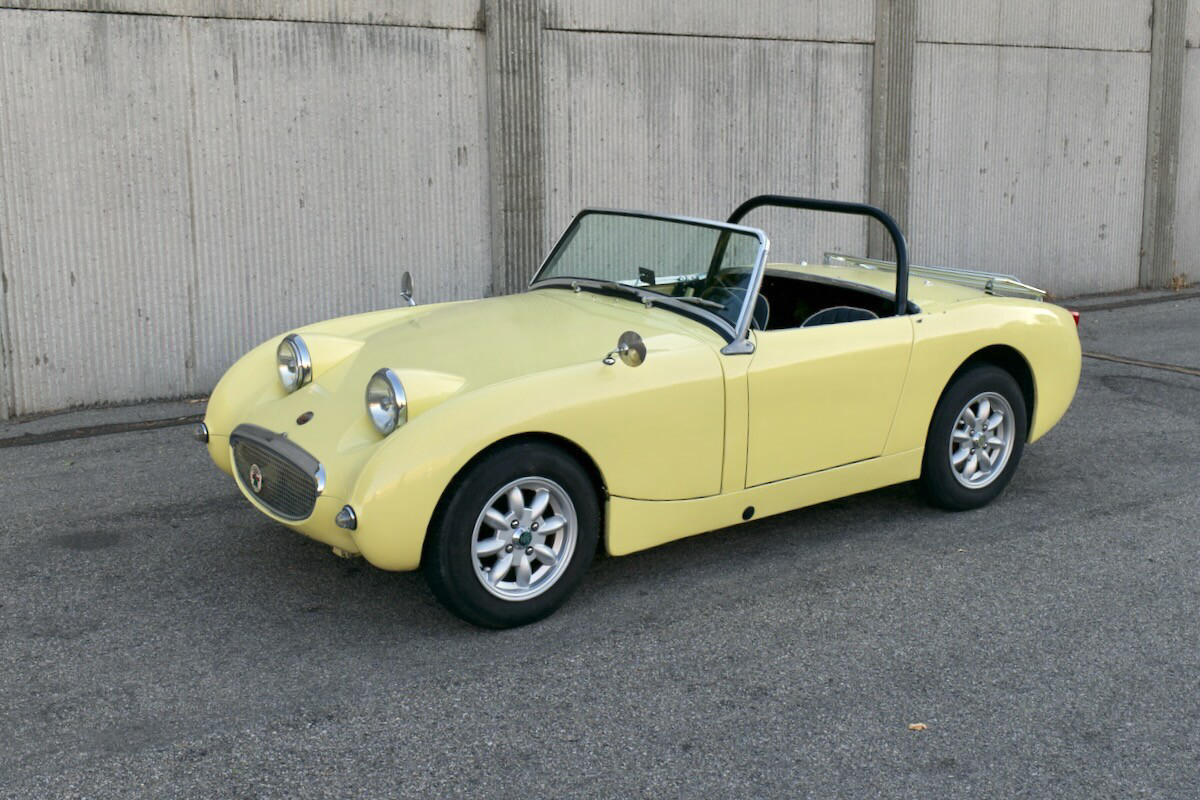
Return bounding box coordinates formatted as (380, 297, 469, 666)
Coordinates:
(399, 271, 415, 306)
(617, 331, 646, 367)
(602, 331, 647, 367)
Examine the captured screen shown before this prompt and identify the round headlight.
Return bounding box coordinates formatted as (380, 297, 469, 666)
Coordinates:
(276, 334, 312, 393)
(366, 368, 407, 435)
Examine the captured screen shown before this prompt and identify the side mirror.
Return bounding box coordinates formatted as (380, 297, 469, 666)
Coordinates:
(603, 331, 647, 367)
(400, 271, 416, 307)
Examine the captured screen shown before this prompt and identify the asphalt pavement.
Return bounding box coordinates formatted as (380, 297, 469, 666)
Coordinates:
(1, 295, 1197, 798)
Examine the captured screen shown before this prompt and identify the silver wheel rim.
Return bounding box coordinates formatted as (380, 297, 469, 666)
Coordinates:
(471, 477, 578, 601)
(949, 391, 1015, 489)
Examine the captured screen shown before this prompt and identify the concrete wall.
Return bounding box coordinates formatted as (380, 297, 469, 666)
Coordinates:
(909, 0, 1153, 294)
(542, 29, 873, 264)
(0, 1, 1192, 418)
(0, 6, 488, 417)
(910, 44, 1148, 295)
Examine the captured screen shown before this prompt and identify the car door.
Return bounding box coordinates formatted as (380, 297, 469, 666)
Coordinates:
(744, 315, 914, 487)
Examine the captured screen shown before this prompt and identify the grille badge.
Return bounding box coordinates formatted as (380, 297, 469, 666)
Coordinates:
(249, 463, 264, 494)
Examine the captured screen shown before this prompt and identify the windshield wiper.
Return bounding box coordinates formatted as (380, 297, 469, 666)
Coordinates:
(570, 278, 645, 302)
(670, 295, 725, 310)
(568, 278, 731, 320)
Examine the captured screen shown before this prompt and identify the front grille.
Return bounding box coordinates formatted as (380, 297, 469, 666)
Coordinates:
(230, 425, 321, 521)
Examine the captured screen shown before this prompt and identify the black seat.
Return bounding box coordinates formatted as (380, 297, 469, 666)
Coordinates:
(800, 305, 879, 327)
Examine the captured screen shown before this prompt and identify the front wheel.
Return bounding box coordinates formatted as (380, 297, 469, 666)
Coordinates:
(918, 365, 1027, 511)
(423, 442, 600, 628)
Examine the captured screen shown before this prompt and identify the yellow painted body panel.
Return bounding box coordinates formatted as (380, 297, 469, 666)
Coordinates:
(203, 263, 1081, 572)
(608, 449, 924, 556)
(745, 316, 913, 486)
(205, 289, 729, 569)
(885, 297, 1081, 452)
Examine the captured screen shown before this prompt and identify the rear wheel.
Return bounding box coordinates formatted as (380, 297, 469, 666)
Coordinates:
(919, 365, 1027, 511)
(423, 442, 599, 628)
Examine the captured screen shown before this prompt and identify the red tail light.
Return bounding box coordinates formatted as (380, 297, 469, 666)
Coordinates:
(1069, 310, 1080, 326)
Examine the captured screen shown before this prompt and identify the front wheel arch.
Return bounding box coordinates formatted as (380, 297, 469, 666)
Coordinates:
(421, 432, 607, 568)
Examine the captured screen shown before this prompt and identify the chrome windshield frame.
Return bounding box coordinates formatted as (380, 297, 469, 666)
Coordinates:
(528, 208, 770, 348)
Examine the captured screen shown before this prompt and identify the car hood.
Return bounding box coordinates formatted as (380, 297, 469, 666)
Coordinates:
(293, 288, 721, 417)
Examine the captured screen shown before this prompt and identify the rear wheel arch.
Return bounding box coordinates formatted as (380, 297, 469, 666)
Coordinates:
(943, 345, 1035, 439)
(918, 363, 1028, 510)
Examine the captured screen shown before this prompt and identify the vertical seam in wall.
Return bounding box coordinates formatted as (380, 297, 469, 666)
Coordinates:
(484, 0, 546, 297)
(182, 16, 200, 392)
(868, 0, 916, 260)
(1139, 0, 1188, 288)
(0, 206, 9, 420)
(0, 26, 16, 419)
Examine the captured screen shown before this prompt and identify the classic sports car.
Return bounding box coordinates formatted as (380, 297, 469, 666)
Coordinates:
(197, 195, 1081, 628)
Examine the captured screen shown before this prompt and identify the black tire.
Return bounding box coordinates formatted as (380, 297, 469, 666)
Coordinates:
(422, 442, 600, 629)
(918, 364, 1028, 511)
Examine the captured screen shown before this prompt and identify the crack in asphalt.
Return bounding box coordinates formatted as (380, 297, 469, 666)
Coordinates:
(1082, 351, 1200, 378)
(0, 414, 203, 449)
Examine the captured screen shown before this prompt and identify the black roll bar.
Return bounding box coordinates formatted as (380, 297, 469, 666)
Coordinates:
(727, 195, 911, 317)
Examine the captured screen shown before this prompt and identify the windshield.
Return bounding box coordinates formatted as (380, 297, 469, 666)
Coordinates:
(531, 211, 767, 335)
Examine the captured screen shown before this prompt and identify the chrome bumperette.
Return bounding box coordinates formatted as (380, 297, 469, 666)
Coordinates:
(192, 422, 209, 443)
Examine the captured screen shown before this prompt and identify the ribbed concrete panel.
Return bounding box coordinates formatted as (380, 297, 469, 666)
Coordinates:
(1, 1, 480, 29)
(918, 0, 1151, 51)
(0, 11, 193, 415)
(547, 0, 873, 43)
(188, 19, 489, 388)
(1189, 1, 1200, 48)
(485, 0, 546, 296)
(544, 32, 873, 269)
(909, 44, 1149, 295)
(1174, 49, 1200, 280)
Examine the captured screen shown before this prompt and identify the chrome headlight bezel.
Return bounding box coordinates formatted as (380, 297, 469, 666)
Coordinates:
(365, 368, 407, 436)
(276, 334, 312, 393)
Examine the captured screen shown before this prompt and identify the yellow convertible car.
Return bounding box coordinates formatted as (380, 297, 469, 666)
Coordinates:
(197, 195, 1081, 628)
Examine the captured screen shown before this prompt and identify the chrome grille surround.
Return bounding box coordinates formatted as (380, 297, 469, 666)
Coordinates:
(230, 424, 323, 521)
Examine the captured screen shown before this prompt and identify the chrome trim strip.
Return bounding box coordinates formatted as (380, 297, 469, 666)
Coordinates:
(725, 233, 770, 353)
(824, 253, 1047, 300)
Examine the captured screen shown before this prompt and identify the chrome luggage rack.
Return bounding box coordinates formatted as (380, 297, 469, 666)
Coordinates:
(823, 252, 1047, 301)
